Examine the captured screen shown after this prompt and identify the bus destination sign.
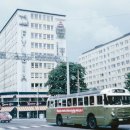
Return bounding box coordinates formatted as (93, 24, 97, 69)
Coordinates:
(112, 89, 125, 93)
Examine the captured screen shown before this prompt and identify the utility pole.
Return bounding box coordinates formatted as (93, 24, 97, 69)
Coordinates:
(17, 92, 19, 119)
(67, 58, 70, 95)
(77, 69, 80, 93)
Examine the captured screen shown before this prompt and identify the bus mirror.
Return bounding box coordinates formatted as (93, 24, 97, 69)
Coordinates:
(104, 94, 108, 105)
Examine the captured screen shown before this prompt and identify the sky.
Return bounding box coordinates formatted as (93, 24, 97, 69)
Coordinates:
(0, 0, 130, 62)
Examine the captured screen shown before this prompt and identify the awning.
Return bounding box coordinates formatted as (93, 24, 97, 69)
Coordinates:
(17, 106, 47, 112)
(0, 107, 14, 112)
(0, 106, 47, 112)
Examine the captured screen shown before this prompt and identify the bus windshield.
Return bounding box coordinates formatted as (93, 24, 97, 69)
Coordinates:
(108, 96, 130, 105)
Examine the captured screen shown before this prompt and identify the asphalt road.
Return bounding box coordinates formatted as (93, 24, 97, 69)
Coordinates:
(0, 119, 130, 130)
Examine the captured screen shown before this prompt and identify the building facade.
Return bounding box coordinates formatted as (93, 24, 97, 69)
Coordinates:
(79, 33, 130, 90)
(0, 9, 66, 118)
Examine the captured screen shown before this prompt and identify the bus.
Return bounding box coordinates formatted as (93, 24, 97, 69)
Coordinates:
(46, 88, 130, 129)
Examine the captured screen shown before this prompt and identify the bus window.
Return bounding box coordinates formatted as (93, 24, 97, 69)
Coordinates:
(58, 99, 62, 107)
(84, 96, 88, 106)
(55, 100, 57, 107)
(78, 97, 83, 106)
(73, 98, 77, 106)
(90, 96, 94, 105)
(62, 99, 66, 107)
(50, 100, 54, 107)
(67, 98, 72, 106)
(97, 96, 102, 105)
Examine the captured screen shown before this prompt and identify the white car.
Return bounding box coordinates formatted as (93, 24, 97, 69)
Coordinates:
(0, 112, 12, 123)
(4, 112, 12, 121)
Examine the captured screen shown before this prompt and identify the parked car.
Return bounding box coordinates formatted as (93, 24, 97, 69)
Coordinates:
(0, 112, 12, 123)
(3, 112, 12, 121)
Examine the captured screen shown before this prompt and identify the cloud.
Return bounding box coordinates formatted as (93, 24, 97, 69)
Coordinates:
(66, 10, 122, 61)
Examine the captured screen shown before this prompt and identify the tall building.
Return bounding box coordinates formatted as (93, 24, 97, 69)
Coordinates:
(0, 9, 66, 93)
(0, 9, 66, 118)
(79, 33, 130, 90)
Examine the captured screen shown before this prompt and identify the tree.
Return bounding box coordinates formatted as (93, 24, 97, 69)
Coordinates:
(45, 62, 87, 95)
(124, 73, 130, 91)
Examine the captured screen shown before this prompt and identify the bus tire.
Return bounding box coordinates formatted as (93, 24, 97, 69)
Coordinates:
(87, 115, 97, 129)
(56, 115, 63, 126)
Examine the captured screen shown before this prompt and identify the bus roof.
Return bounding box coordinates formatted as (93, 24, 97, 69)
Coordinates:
(48, 88, 101, 99)
(48, 88, 130, 100)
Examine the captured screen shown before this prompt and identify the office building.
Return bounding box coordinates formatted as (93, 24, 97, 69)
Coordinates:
(79, 33, 130, 90)
(0, 9, 66, 118)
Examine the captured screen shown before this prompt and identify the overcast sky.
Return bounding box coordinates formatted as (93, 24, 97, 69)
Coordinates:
(0, 0, 130, 61)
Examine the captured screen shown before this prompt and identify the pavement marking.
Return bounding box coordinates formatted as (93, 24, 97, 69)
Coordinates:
(41, 125, 54, 127)
(5, 127, 18, 129)
(18, 126, 30, 129)
(31, 125, 41, 128)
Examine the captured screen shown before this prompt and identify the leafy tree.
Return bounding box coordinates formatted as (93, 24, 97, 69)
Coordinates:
(45, 62, 87, 95)
(124, 73, 130, 91)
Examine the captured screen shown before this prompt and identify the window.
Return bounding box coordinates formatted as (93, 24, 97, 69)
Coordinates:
(43, 34, 46, 39)
(35, 63, 38, 68)
(90, 96, 94, 105)
(31, 73, 34, 78)
(58, 99, 62, 107)
(39, 63, 42, 68)
(35, 83, 39, 87)
(62, 99, 66, 107)
(47, 25, 50, 30)
(67, 99, 72, 106)
(35, 43, 38, 48)
(50, 100, 54, 108)
(31, 63, 34, 68)
(47, 34, 50, 40)
(97, 96, 102, 105)
(73, 98, 77, 106)
(78, 97, 83, 106)
(35, 73, 38, 78)
(84, 97, 88, 105)
(31, 83, 34, 88)
(55, 100, 57, 107)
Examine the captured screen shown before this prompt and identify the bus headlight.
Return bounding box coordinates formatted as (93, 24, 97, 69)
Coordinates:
(111, 111, 115, 117)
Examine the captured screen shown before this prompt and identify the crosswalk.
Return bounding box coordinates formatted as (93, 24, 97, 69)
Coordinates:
(0, 124, 53, 130)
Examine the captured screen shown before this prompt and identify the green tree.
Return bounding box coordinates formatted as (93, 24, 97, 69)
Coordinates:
(124, 73, 130, 91)
(45, 62, 87, 95)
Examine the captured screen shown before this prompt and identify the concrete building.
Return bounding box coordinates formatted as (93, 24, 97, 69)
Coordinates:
(0, 9, 66, 118)
(79, 33, 130, 90)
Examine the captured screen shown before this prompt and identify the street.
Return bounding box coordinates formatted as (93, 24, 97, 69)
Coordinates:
(0, 119, 130, 130)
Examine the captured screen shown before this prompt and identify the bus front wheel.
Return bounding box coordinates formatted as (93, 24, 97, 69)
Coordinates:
(87, 115, 97, 129)
(56, 115, 63, 126)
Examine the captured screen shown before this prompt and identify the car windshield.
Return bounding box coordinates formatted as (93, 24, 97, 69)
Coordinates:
(108, 96, 130, 105)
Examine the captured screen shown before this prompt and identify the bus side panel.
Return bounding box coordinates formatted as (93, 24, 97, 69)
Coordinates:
(46, 108, 56, 123)
(83, 106, 105, 126)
